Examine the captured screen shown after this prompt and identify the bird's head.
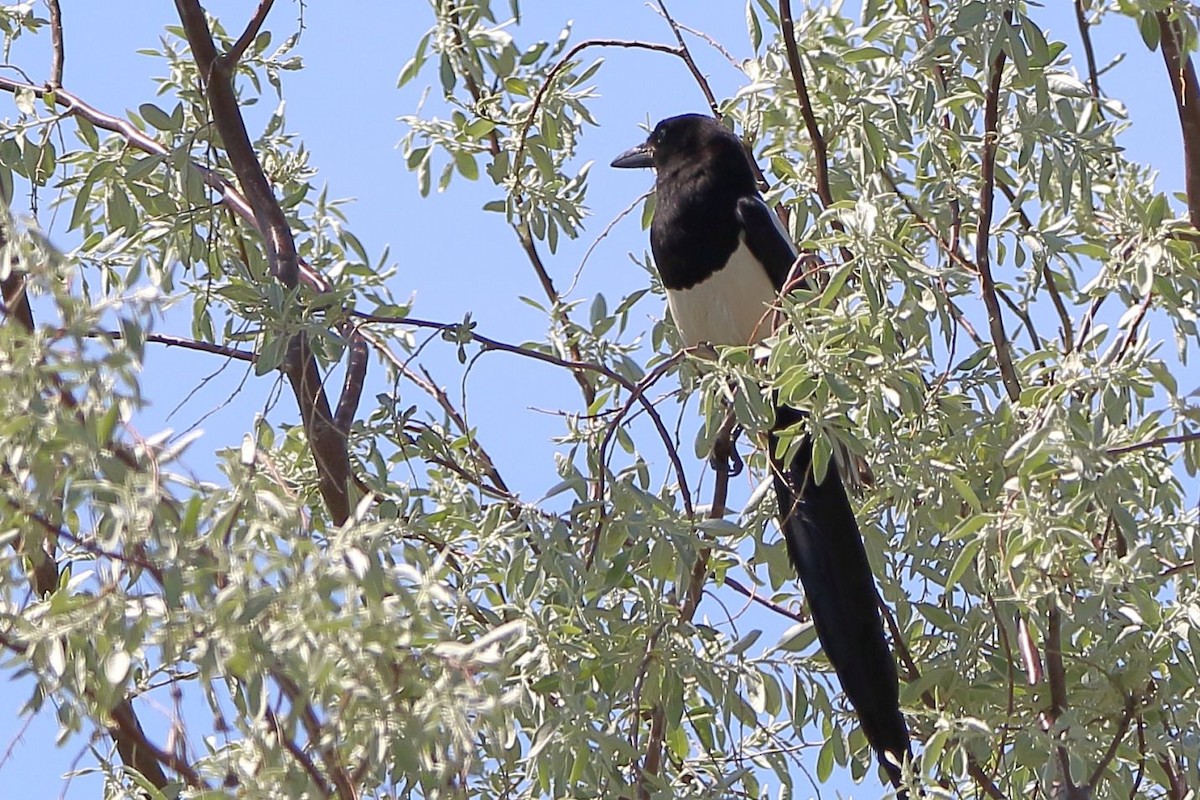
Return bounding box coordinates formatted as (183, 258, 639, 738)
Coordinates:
(611, 113, 730, 171)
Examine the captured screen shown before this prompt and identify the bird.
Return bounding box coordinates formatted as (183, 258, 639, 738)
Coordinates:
(613, 113, 912, 791)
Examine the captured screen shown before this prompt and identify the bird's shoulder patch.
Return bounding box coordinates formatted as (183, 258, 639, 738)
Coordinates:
(735, 196, 798, 291)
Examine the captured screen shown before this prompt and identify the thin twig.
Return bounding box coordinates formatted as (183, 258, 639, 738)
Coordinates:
(721, 575, 805, 623)
(639, 409, 735, 799)
(358, 311, 693, 515)
(1073, 0, 1102, 101)
(779, 0, 832, 209)
(1106, 431, 1200, 456)
(1085, 691, 1138, 789)
(655, 0, 720, 116)
(96, 330, 256, 361)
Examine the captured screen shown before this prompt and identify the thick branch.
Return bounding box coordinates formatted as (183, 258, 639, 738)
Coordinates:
(46, 0, 64, 88)
(976, 16, 1021, 402)
(108, 698, 204, 789)
(173, 0, 353, 522)
(1157, 11, 1200, 233)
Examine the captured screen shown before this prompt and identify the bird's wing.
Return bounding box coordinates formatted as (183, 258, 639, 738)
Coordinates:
(769, 405, 912, 789)
(735, 195, 798, 292)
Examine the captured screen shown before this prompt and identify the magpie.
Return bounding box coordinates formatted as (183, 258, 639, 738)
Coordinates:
(613, 113, 912, 790)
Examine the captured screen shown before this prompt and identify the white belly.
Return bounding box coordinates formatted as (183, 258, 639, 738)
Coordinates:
(666, 241, 778, 347)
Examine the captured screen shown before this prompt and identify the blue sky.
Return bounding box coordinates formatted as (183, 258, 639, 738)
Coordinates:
(0, 1, 1189, 798)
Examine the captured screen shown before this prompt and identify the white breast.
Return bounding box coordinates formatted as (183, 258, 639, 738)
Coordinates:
(665, 240, 778, 347)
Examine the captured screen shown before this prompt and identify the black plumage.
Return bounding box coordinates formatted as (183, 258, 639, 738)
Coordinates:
(613, 113, 912, 790)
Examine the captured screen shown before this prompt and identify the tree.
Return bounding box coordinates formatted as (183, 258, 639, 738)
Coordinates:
(2, 0, 1198, 798)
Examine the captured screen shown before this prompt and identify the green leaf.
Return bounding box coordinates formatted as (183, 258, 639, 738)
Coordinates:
(945, 537, 983, 589)
(139, 103, 176, 132)
(454, 150, 479, 180)
(1139, 12, 1160, 51)
(843, 46, 889, 63)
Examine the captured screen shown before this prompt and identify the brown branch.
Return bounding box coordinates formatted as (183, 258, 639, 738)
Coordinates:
(46, 0, 63, 88)
(655, 0, 720, 116)
(640, 411, 734, 799)
(917, 0, 964, 253)
(513, 38, 681, 184)
(334, 330, 368, 433)
(976, 14, 1021, 402)
(996, 284, 1043, 351)
(271, 668, 355, 800)
(779, 0, 832, 209)
(1045, 603, 1067, 720)
(414, 363, 511, 497)
(174, 0, 353, 523)
(0, 631, 194, 791)
(1074, 0, 1102, 101)
(1158, 754, 1186, 800)
(587, 352, 689, 566)
(1106, 431, 1200, 456)
(440, 1, 600, 408)
(265, 706, 334, 798)
(986, 596, 1017, 784)
(1158, 11, 1200, 233)
(514, 226, 595, 405)
(1105, 290, 1153, 366)
(721, 575, 805, 623)
(108, 697, 205, 789)
(228, 0, 275, 66)
(174, 1, 296, 286)
(3, 497, 165, 584)
(778, 0, 853, 270)
(1, 271, 34, 331)
(1044, 602, 1079, 793)
(1131, 711, 1146, 799)
(878, 601, 1008, 799)
(96, 329, 256, 361)
(358, 312, 692, 514)
(1085, 691, 1138, 789)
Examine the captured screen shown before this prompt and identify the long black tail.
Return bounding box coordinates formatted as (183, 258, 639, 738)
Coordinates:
(769, 404, 911, 790)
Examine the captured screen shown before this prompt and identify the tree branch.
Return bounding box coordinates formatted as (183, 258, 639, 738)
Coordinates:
(173, 0, 354, 523)
(358, 311, 693, 515)
(46, 0, 64, 88)
(976, 14, 1021, 402)
(227, 0, 275, 66)
(778, 0, 831, 209)
(1157, 11, 1200, 233)
(639, 409, 734, 799)
(655, 0, 720, 116)
(1073, 0, 1102, 101)
(108, 698, 205, 790)
(1106, 431, 1200, 456)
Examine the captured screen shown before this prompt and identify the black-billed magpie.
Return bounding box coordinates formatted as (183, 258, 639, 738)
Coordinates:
(613, 113, 912, 790)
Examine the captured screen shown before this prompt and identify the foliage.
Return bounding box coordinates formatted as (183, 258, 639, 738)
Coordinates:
(2, 1, 1199, 799)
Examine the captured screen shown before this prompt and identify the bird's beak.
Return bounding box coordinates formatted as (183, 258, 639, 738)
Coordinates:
(611, 141, 654, 169)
